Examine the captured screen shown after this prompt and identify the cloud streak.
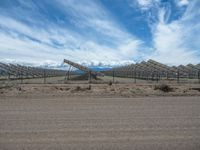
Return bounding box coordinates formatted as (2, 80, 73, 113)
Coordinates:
(149, 0, 200, 65)
(0, 0, 144, 66)
(0, 0, 199, 67)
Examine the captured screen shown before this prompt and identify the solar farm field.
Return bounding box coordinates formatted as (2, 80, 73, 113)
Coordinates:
(1, 96, 200, 150)
(1, 59, 200, 150)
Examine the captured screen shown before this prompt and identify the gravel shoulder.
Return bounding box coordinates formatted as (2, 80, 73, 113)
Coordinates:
(0, 83, 200, 98)
(0, 96, 200, 150)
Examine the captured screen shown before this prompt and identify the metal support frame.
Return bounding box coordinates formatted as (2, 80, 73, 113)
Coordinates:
(67, 66, 72, 80)
(20, 71, 23, 84)
(88, 71, 92, 82)
(43, 70, 46, 84)
(63, 59, 98, 80)
(177, 69, 180, 83)
(156, 71, 159, 83)
(112, 70, 115, 83)
(134, 67, 136, 83)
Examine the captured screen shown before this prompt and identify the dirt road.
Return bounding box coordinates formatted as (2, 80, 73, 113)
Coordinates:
(0, 96, 200, 150)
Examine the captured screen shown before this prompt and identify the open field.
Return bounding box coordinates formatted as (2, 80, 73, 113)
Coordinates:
(0, 96, 200, 150)
(100, 76, 200, 85)
(1, 76, 200, 150)
(0, 76, 69, 84)
(1, 82, 200, 98)
(1, 75, 200, 84)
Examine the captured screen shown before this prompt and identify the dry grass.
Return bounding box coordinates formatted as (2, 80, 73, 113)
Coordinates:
(154, 84, 173, 92)
(0, 83, 200, 98)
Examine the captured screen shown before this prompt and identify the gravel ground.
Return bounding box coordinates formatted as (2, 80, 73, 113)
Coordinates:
(0, 96, 200, 150)
(1, 83, 200, 98)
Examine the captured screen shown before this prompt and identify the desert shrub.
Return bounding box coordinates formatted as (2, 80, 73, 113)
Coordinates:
(73, 85, 92, 92)
(189, 88, 200, 92)
(90, 80, 96, 84)
(108, 81, 112, 86)
(18, 87, 22, 91)
(0, 84, 13, 89)
(154, 84, 173, 92)
(75, 86, 81, 91)
(115, 81, 119, 84)
(65, 87, 70, 91)
(87, 85, 91, 90)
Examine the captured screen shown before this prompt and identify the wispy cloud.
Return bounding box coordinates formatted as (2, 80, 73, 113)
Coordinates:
(149, 0, 200, 65)
(0, 0, 144, 66)
(134, 0, 160, 10)
(176, 0, 190, 7)
(132, 0, 200, 65)
(0, 0, 199, 66)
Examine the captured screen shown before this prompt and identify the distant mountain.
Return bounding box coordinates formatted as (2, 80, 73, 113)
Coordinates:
(0, 59, 133, 71)
(89, 66, 112, 71)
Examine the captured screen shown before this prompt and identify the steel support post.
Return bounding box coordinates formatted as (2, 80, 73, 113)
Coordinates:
(20, 71, 23, 84)
(157, 72, 159, 83)
(112, 70, 115, 83)
(177, 69, 180, 83)
(68, 66, 72, 80)
(43, 70, 46, 84)
(134, 68, 136, 83)
(88, 71, 92, 82)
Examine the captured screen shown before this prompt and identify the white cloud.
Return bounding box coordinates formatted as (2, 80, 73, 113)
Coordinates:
(177, 0, 189, 7)
(138, 0, 152, 7)
(55, 0, 135, 41)
(150, 0, 200, 65)
(0, 0, 144, 66)
(136, 0, 160, 10)
(1, 0, 198, 67)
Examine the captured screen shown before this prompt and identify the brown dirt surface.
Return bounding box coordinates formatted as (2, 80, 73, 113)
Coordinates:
(0, 83, 200, 98)
(0, 96, 200, 150)
(1, 82, 200, 149)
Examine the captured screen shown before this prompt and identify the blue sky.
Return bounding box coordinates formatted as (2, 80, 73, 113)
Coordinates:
(0, 0, 199, 66)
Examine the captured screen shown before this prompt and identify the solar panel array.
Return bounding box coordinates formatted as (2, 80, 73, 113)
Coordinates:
(1, 59, 200, 84)
(103, 59, 200, 82)
(0, 62, 67, 80)
(63, 59, 99, 78)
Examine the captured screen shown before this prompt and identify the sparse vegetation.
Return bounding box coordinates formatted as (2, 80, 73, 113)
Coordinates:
(115, 81, 119, 84)
(87, 85, 91, 90)
(189, 88, 200, 92)
(108, 81, 112, 86)
(154, 84, 173, 92)
(73, 85, 91, 92)
(18, 87, 22, 91)
(0, 84, 14, 89)
(1, 83, 200, 97)
(75, 86, 81, 91)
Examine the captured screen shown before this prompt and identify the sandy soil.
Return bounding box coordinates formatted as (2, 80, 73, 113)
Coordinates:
(0, 96, 200, 150)
(0, 80, 200, 149)
(0, 83, 200, 98)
